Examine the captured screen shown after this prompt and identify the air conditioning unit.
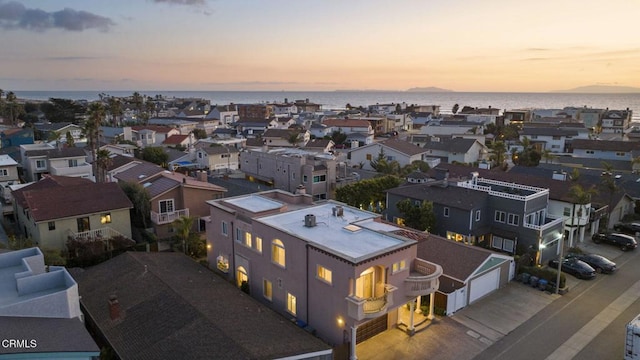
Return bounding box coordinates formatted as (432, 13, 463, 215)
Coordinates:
(304, 214, 316, 227)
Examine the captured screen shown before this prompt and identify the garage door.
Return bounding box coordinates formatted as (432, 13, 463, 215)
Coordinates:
(356, 314, 388, 344)
(469, 268, 500, 303)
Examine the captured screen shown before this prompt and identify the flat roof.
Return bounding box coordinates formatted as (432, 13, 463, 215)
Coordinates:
(257, 202, 412, 263)
(224, 195, 284, 213)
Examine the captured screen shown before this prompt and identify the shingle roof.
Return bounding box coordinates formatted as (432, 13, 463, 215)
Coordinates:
(520, 127, 579, 137)
(72, 252, 331, 360)
(572, 139, 640, 152)
(114, 162, 165, 183)
(162, 134, 189, 145)
(304, 139, 332, 149)
(386, 183, 488, 210)
(16, 181, 132, 222)
(263, 128, 296, 138)
(107, 154, 139, 171)
(382, 139, 429, 156)
(131, 125, 176, 133)
(24, 146, 86, 158)
(322, 118, 370, 128)
(422, 137, 479, 153)
(0, 317, 99, 355)
(395, 230, 496, 282)
(199, 146, 239, 155)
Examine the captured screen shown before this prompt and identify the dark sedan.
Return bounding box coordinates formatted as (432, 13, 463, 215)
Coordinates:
(565, 253, 617, 274)
(548, 258, 597, 279)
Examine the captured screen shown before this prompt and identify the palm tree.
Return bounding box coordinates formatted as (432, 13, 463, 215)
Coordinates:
(488, 141, 507, 169)
(173, 216, 195, 255)
(85, 102, 105, 180)
(541, 149, 556, 164)
(452, 103, 459, 114)
(96, 149, 112, 183)
(599, 161, 618, 229)
(107, 97, 122, 126)
(5, 91, 20, 126)
(145, 97, 156, 119)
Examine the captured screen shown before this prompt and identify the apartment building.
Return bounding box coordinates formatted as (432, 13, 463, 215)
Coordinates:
(206, 190, 442, 358)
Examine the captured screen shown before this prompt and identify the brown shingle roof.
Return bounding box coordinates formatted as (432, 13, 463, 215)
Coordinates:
(72, 252, 331, 360)
(131, 125, 176, 133)
(114, 162, 165, 183)
(322, 118, 370, 128)
(19, 182, 132, 222)
(162, 134, 189, 145)
(13, 175, 93, 209)
(382, 138, 429, 156)
(572, 139, 640, 152)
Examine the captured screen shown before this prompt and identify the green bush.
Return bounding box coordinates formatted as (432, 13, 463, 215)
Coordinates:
(519, 265, 566, 289)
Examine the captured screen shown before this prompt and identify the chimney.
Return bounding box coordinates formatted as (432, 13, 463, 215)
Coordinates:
(295, 184, 306, 195)
(108, 294, 120, 320)
(197, 170, 208, 182)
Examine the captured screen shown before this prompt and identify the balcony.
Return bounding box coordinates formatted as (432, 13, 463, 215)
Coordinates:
(523, 214, 565, 231)
(150, 208, 189, 225)
(346, 284, 397, 321)
(49, 162, 92, 177)
(404, 258, 442, 297)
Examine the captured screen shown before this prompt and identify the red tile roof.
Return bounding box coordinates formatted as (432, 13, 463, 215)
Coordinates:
(162, 135, 189, 145)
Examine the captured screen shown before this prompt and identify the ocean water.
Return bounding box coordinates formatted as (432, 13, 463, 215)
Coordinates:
(13, 90, 640, 121)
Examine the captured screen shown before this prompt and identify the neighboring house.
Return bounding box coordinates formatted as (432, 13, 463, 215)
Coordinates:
(206, 104, 239, 125)
(34, 122, 83, 143)
(262, 128, 310, 147)
(308, 123, 332, 139)
(234, 118, 279, 137)
(119, 169, 226, 239)
(503, 109, 532, 125)
(386, 170, 565, 264)
(1, 127, 34, 148)
(577, 108, 605, 130)
(73, 252, 332, 360)
(131, 125, 181, 147)
(415, 136, 487, 164)
(98, 126, 134, 144)
(148, 118, 199, 134)
(99, 142, 137, 157)
(195, 145, 240, 172)
(348, 139, 432, 171)
(206, 191, 442, 359)
(294, 99, 322, 113)
(20, 144, 92, 182)
(0, 248, 100, 359)
(0, 154, 20, 207)
(571, 139, 640, 161)
(303, 138, 335, 153)
(322, 118, 374, 145)
(236, 104, 270, 120)
(399, 230, 514, 315)
(520, 127, 580, 153)
(268, 102, 298, 116)
(601, 108, 632, 134)
(162, 134, 195, 148)
(240, 148, 338, 200)
(420, 119, 485, 136)
(12, 176, 133, 250)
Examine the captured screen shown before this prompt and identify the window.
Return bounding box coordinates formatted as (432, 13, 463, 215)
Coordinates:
(366, 154, 372, 160)
(495, 211, 506, 223)
(159, 199, 174, 214)
(255, 236, 263, 253)
(551, 145, 560, 149)
(586, 150, 594, 154)
(475, 210, 481, 221)
(48, 221, 55, 231)
(507, 213, 520, 226)
(303, 175, 308, 182)
(272, 239, 286, 267)
(443, 207, 450, 217)
(616, 152, 625, 156)
(263, 279, 273, 301)
(503, 239, 515, 252)
(492, 236, 503, 250)
(244, 232, 252, 248)
(77, 217, 90, 232)
(236, 228, 241, 242)
(0, 169, 7, 177)
(317, 265, 332, 284)
(36, 159, 46, 169)
(287, 293, 297, 316)
(394, 217, 405, 226)
(100, 213, 111, 224)
(68, 159, 78, 167)
(563, 207, 571, 216)
(552, 136, 561, 140)
(313, 175, 326, 183)
(392, 260, 407, 273)
(221, 221, 228, 236)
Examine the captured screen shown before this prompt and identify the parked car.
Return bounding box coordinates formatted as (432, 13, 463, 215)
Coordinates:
(613, 222, 640, 235)
(565, 253, 617, 274)
(548, 258, 596, 279)
(592, 232, 638, 251)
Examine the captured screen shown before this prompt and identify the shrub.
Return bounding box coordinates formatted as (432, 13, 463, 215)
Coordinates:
(519, 265, 566, 289)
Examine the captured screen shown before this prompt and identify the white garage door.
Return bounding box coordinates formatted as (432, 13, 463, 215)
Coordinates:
(469, 268, 500, 303)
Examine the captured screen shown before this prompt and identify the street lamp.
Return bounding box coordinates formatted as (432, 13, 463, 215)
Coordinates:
(555, 234, 564, 294)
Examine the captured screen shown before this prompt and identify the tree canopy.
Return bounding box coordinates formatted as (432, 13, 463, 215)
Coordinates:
(396, 199, 436, 232)
(141, 146, 169, 166)
(335, 175, 401, 212)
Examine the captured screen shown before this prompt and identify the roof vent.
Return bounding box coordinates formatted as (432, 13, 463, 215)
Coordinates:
(304, 214, 316, 228)
(332, 205, 344, 217)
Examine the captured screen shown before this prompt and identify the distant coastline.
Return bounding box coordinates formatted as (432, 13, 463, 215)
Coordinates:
(552, 85, 640, 94)
(406, 86, 453, 93)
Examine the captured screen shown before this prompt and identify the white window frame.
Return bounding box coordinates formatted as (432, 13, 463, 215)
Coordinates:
(507, 213, 520, 226)
(0, 169, 8, 177)
(475, 210, 481, 221)
(221, 221, 228, 236)
(495, 210, 506, 223)
(443, 207, 450, 217)
(159, 199, 174, 214)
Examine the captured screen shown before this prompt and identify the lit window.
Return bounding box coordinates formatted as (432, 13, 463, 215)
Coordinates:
(255, 236, 262, 253)
(101, 213, 112, 224)
(366, 154, 372, 160)
(287, 293, 297, 316)
(317, 265, 332, 284)
(392, 260, 407, 273)
(394, 217, 405, 226)
(216, 255, 229, 273)
(263, 279, 273, 301)
(272, 239, 286, 267)
(244, 232, 252, 247)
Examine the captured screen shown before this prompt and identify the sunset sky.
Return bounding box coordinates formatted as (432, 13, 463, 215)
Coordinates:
(1, 0, 639, 92)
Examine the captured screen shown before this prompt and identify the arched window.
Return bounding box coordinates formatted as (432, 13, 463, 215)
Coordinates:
(271, 239, 286, 267)
(236, 266, 248, 288)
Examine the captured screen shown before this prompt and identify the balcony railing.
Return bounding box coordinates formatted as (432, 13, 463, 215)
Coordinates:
(404, 258, 443, 297)
(346, 284, 397, 321)
(523, 215, 565, 231)
(70, 227, 124, 241)
(150, 208, 189, 225)
(49, 163, 92, 177)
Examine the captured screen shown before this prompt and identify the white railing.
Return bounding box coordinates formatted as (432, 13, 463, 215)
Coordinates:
(50, 163, 92, 177)
(68, 227, 125, 241)
(405, 259, 442, 297)
(457, 179, 549, 202)
(523, 216, 565, 231)
(476, 177, 546, 192)
(150, 208, 189, 225)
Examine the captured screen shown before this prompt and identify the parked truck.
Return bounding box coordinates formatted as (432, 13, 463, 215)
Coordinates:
(626, 314, 640, 359)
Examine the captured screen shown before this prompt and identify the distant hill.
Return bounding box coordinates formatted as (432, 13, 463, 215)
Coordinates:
(406, 86, 453, 93)
(553, 85, 640, 93)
